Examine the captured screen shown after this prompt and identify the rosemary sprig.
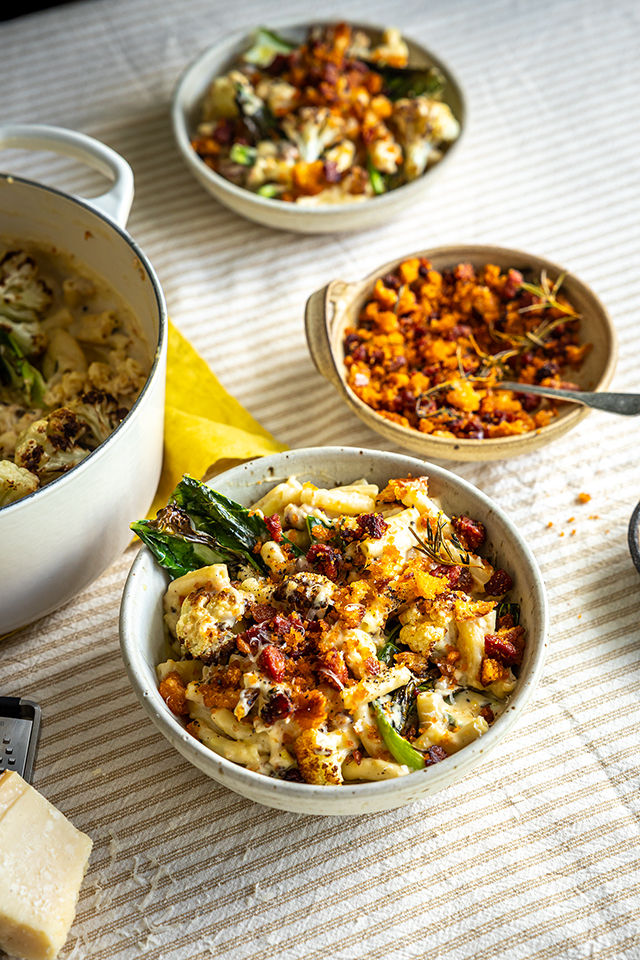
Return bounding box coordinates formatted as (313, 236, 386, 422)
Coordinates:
(409, 515, 471, 566)
(413, 272, 581, 414)
(518, 270, 581, 319)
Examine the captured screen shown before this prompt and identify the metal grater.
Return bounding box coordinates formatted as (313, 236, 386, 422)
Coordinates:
(0, 697, 41, 783)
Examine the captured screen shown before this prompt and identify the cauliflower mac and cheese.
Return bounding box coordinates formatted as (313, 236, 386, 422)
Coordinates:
(146, 474, 525, 786)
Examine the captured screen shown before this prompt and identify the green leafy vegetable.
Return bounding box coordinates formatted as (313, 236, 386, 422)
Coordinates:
(378, 65, 445, 101)
(495, 602, 520, 626)
(230, 143, 258, 166)
(367, 156, 387, 195)
(172, 475, 303, 557)
(306, 513, 336, 543)
(170, 476, 271, 554)
(257, 183, 281, 198)
(372, 700, 425, 770)
(243, 27, 295, 68)
(377, 641, 399, 666)
(131, 503, 259, 580)
(0, 328, 46, 407)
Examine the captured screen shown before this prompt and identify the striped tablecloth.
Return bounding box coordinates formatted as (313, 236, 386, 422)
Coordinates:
(2, 0, 640, 957)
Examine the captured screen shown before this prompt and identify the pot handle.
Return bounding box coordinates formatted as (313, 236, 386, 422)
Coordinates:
(0, 123, 134, 228)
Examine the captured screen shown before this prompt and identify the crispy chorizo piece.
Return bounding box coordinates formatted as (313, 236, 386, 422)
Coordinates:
(158, 671, 190, 716)
(394, 651, 430, 675)
(484, 625, 525, 665)
(261, 692, 294, 725)
(306, 543, 342, 580)
(484, 569, 513, 596)
(264, 514, 283, 542)
(452, 514, 486, 551)
(424, 745, 448, 765)
(259, 644, 287, 682)
(480, 705, 495, 724)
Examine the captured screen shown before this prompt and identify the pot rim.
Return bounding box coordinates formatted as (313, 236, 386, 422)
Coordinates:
(171, 19, 466, 217)
(0, 172, 168, 515)
(120, 446, 549, 810)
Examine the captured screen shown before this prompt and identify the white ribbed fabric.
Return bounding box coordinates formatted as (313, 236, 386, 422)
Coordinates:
(1, 1, 640, 958)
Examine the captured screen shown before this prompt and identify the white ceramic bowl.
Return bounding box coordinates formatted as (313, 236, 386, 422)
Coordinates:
(120, 447, 548, 816)
(172, 22, 465, 234)
(0, 124, 167, 635)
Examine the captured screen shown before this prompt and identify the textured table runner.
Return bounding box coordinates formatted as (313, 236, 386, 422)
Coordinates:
(1, 0, 640, 957)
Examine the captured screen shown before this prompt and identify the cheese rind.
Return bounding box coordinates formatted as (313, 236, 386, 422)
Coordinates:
(0, 770, 92, 960)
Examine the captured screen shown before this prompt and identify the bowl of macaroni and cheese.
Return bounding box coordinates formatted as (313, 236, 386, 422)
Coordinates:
(120, 447, 548, 815)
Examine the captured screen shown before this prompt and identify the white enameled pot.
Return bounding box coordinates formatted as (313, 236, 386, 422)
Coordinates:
(0, 124, 167, 635)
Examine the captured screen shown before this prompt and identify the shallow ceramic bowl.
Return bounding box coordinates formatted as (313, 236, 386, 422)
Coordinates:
(120, 447, 548, 816)
(305, 245, 618, 462)
(172, 22, 465, 234)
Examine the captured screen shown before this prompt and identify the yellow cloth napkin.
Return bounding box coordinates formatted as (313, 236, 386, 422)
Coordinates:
(148, 321, 288, 517)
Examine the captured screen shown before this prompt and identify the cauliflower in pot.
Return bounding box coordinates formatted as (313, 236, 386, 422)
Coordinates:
(0, 244, 150, 506)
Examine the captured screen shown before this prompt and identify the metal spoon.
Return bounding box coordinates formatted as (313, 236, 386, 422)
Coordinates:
(498, 382, 640, 416)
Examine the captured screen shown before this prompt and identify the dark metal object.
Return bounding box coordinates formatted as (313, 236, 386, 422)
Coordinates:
(628, 502, 640, 576)
(0, 697, 41, 782)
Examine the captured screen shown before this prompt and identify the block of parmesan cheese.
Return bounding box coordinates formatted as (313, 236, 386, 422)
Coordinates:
(0, 770, 92, 960)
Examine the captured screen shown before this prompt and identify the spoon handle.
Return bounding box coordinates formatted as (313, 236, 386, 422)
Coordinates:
(498, 382, 640, 416)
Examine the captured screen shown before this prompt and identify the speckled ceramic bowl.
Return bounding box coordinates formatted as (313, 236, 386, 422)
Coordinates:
(119, 447, 548, 815)
(172, 22, 465, 234)
(305, 245, 618, 461)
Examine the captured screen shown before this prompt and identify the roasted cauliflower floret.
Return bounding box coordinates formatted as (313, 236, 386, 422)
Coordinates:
(42, 329, 87, 381)
(176, 582, 247, 663)
(274, 571, 336, 615)
(85, 357, 146, 398)
(281, 107, 346, 163)
(294, 729, 346, 785)
(14, 408, 90, 479)
(0, 459, 39, 506)
(0, 404, 42, 459)
(0, 250, 52, 322)
(13, 391, 123, 479)
(0, 316, 47, 358)
(164, 564, 233, 635)
(392, 97, 460, 181)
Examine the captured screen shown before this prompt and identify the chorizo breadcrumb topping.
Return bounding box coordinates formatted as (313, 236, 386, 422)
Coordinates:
(191, 23, 460, 204)
(146, 474, 526, 786)
(343, 259, 591, 440)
